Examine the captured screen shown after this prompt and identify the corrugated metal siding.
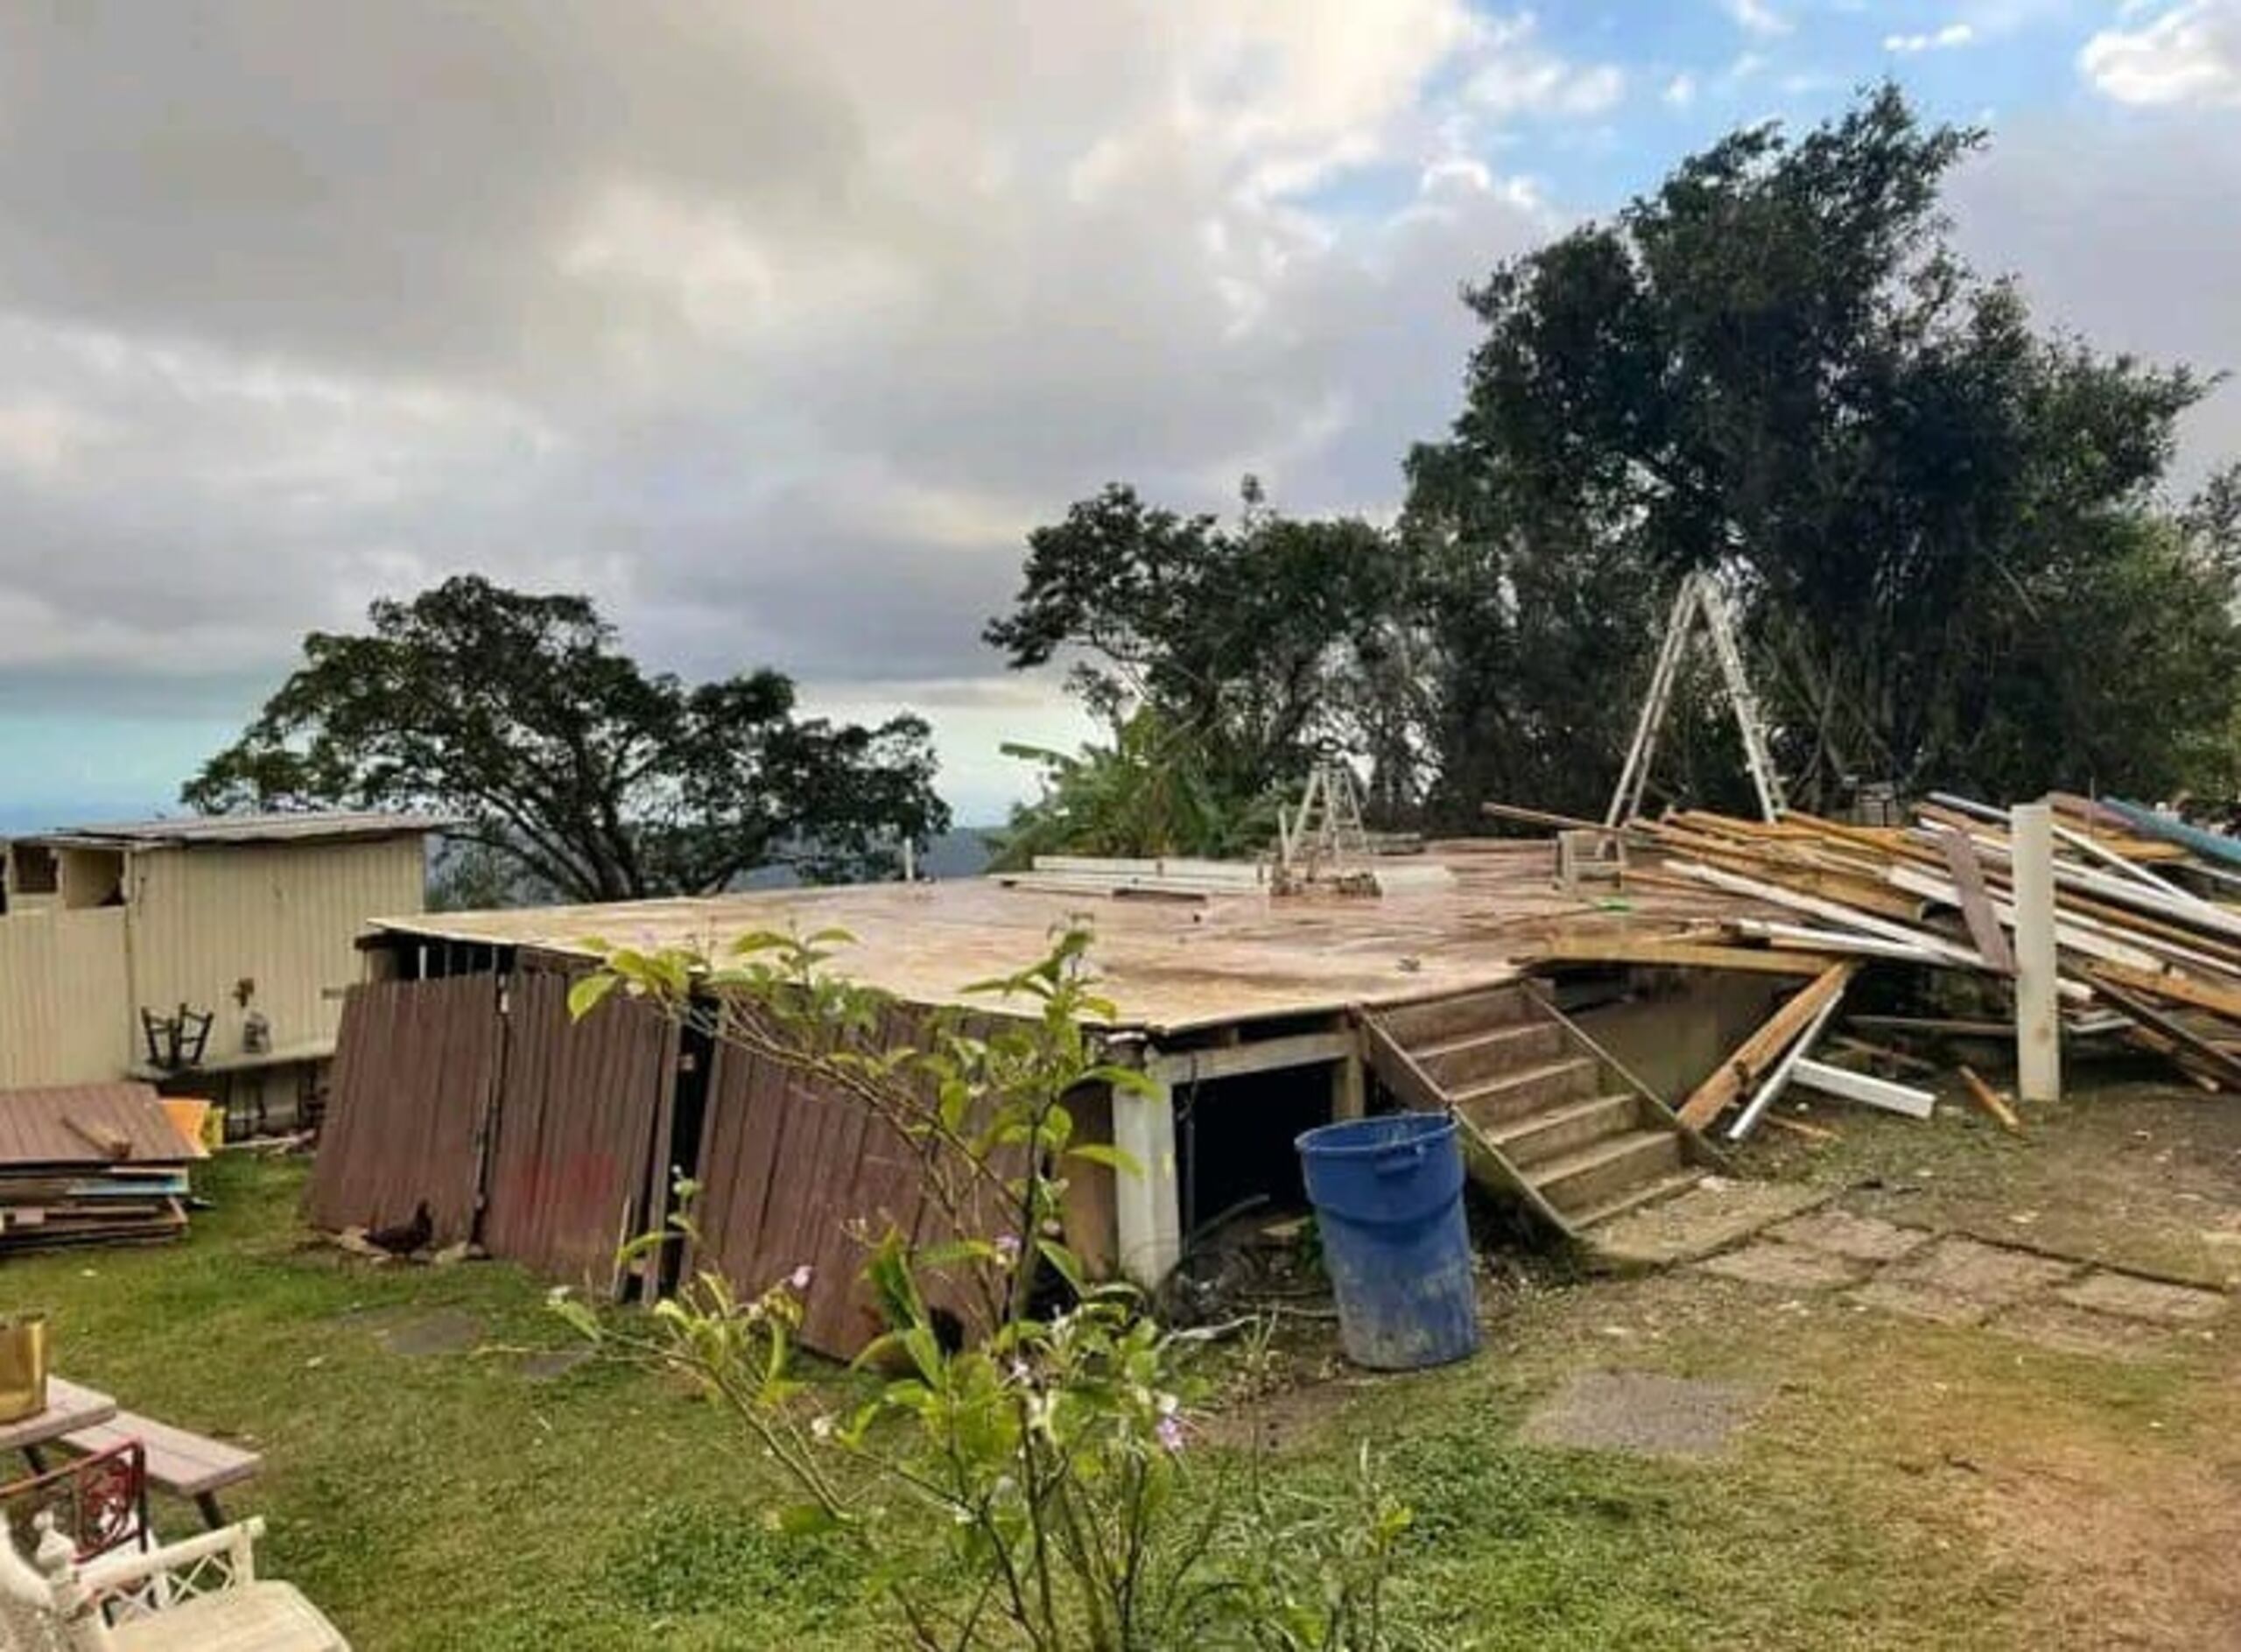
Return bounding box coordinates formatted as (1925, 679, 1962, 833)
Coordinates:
(127, 838, 425, 1062)
(0, 910, 130, 1086)
(307, 974, 498, 1245)
(481, 962, 678, 1289)
(692, 1004, 1009, 1360)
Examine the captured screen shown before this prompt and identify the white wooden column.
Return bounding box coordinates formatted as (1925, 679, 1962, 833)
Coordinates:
(2012, 800, 2062, 1103)
(1112, 1075, 1182, 1289)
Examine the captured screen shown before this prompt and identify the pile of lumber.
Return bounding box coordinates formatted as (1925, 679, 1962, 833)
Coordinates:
(1524, 792, 2241, 1138)
(0, 1082, 199, 1253)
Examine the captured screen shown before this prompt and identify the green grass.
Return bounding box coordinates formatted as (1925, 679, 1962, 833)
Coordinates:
(7, 1151, 2214, 1648)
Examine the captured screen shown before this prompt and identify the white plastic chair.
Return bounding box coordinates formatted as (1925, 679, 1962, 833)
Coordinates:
(0, 1508, 346, 1650)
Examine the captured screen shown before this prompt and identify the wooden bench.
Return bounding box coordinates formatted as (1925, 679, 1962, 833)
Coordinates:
(61, 1412, 261, 1529)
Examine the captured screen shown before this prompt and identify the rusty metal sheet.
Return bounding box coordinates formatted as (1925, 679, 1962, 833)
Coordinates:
(480, 962, 678, 1290)
(690, 1002, 1015, 1360)
(306, 974, 499, 1245)
(0, 1082, 188, 1166)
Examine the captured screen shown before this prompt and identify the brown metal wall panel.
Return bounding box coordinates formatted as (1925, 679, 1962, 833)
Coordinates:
(306, 974, 498, 1244)
(692, 1003, 1019, 1360)
(480, 963, 678, 1289)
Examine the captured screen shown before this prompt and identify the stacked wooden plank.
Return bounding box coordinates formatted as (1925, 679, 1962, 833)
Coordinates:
(0, 1082, 196, 1253)
(1537, 795, 2241, 1135)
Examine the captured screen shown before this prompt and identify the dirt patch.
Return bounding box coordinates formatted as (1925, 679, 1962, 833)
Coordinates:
(1967, 1444, 2241, 1650)
(376, 1309, 485, 1356)
(1518, 1368, 1765, 1458)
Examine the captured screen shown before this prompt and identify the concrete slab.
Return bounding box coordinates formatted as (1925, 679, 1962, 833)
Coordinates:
(1768, 1208, 1935, 1265)
(1518, 1369, 1765, 1459)
(519, 1346, 594, 1383)
(1987, 1301, 2178, 1362)
(2054, 1270, 2227, 1327)
(376, 1309, 485, 1357)
(1850, 1278, 1992, 1326)
(1589, 1177, 1829, 1269)
(1885, 1236, 2081, 1307)
(1695, 1240, 1868, 1291)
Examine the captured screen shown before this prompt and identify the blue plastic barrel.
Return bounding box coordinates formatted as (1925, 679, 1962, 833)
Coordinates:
(1295, 1112, 1479, 1370)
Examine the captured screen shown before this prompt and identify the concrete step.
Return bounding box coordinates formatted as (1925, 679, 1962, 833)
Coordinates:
(1412, 1021, 1567, 1089)
(1569, 1168, 1706, 1233)
(1374, 984, 1533, 1048)
(1454, 1057, 1600, 1128)
(1528, 1129, 1683, 1214)
(1486, 1093, 1638, 1170)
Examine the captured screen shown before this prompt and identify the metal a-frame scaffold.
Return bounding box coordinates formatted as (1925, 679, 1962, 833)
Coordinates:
(1606, 569, 1788, 827)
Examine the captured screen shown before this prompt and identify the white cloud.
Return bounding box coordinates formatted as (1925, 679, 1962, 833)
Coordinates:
(0, 0, 1577, 817)
(2081, 1, 2241, 105)
(1722, 0, 1793, 37)
(1885, 23, 1978, 53)
(1664, 72, 1700, 107)
(1465, 15, 1627, 116)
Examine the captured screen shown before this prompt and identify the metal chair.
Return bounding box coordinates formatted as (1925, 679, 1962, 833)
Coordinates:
(0, 1445, 146, 1564)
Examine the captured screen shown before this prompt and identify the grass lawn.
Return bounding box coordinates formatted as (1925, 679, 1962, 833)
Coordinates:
(10, 1092, 2241, 1648)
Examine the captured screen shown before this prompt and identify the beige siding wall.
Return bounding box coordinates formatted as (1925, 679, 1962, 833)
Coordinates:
(126, 837, 428, 1063)
(0, 908, 130, 1086)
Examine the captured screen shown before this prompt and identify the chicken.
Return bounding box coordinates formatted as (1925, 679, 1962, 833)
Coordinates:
(367, 1200, 433, 1257)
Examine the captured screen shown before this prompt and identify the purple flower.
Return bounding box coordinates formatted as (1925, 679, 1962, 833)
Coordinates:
(788, 1263, 814, 1291)
(1156, 1414, 1185, 1454)
(994, 1234, 1022, 1261)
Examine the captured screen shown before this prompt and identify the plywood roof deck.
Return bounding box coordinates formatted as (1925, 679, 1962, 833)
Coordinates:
(371, 841, 1745, 1037)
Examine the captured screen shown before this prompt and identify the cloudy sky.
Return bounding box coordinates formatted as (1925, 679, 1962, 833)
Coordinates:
(0, 0, 2236, 826)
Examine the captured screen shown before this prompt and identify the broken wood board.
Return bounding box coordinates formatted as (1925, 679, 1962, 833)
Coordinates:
(1677, 962, 1857, 1129)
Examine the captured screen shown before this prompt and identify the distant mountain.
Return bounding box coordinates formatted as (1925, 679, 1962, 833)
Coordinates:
(738, 826, 996, 889)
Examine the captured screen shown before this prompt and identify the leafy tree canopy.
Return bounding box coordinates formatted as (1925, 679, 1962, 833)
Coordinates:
(186, 576, 949, 901)
(1405, 82, 2237, 814)
(987, 478, 1424, 817)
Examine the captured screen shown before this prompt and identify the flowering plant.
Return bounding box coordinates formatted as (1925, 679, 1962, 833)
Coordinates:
(553, 925, 1409, 1650)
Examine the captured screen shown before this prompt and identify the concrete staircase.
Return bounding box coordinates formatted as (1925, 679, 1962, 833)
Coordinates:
(1362, 982, 1724, 1239)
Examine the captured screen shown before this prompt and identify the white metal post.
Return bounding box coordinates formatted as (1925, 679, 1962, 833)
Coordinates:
(1111, 1077, 1182, 1288)
(2012, 801, 2062, 1103)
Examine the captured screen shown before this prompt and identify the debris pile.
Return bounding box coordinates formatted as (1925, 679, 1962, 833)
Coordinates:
(0, 1082, 200, 1253)
(1527, 792, 2241, 1138)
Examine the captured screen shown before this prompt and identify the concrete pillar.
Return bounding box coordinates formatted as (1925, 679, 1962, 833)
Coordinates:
(2012, 800, 2062, 1103)
(1111, 1076, 1181, 1288)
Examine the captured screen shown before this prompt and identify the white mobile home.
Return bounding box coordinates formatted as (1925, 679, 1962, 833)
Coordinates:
(0, 812, 440, 1135)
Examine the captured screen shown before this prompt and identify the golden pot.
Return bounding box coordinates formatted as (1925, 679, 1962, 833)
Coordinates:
(0, 1313, 50, 1423)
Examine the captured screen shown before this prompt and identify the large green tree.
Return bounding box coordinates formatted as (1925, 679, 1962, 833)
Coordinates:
(186, 576, 949, 901)
(1406, 84, 2238, 817)
(987, 479, 1425, 822)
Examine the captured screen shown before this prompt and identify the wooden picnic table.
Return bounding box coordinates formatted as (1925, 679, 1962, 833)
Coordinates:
(1, 1376, 115, 1471)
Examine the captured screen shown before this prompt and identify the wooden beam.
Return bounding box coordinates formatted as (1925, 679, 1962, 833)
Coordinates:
(2085, 970, 2241, 1092)
(1479, 799, 1619, 836)
(2011, 803, 2062, 1103)
(2089, 960, 2241, 1026)
(1728, 987, 1846, 1142)
(1956, 1065, 2023, 1134)
(1791, 1058, 1935, 1118)
(1144, 1030, 1357, 1086)
(1937, 826, 2015, 974)
(1677, 962, 1856, 1129)
(1528, 936, 1841, 976)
